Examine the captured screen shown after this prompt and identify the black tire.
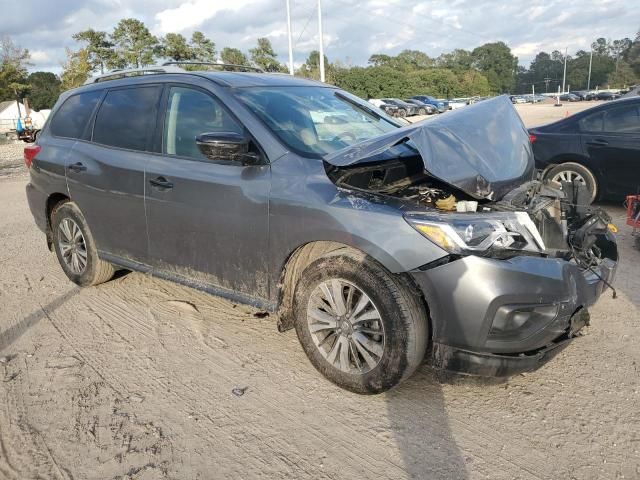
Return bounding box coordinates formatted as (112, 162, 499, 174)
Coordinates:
(293, 248, 428, 394)
(51, 201, 115, 287)
(418, 108, 426, 115)
(398, 109, 407, 118)
(545, 162, 598, 203)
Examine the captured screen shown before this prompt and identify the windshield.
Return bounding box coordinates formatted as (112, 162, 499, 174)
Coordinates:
(235, 86, 399, 157)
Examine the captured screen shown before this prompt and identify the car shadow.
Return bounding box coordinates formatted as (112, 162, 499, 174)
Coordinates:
(385, 363, 469, 479)
(0, 288, 78, 352)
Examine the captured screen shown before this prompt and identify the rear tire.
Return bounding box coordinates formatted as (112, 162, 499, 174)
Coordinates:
(546, 162, 598, 203)
(398, 109, 407, 118)
(418, 108, 426, 115)
(51, 202, 115, 287)
(293, 248, 428, 394)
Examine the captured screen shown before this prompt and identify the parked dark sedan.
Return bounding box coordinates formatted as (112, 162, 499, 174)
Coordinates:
(559, 93, 581, 102)
(529, 96, 640, 202)
(411, 95, 447, 113)
(381, 98, 417, 116)
(596, 91, 621, 101)
(404, 99, 436, 115)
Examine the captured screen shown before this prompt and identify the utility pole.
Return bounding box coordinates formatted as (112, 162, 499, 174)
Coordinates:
(587, 49, 593, 91)
(544, 76, 551, 92)
(286, 0, 294, 75)
(561, 47, 568, 94)
(317, 0, 325, 83)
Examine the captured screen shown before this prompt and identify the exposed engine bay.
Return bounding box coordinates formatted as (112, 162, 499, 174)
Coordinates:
(325, 154, 617, 269)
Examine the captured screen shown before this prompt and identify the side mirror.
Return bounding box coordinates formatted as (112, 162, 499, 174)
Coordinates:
(195, 132, 261, 165)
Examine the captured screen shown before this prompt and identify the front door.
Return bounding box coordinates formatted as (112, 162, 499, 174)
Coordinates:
(144, 85, 271, 302)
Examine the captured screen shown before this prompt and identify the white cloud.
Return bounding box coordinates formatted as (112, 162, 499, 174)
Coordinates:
(30, 50, 50, 63)
(154, 0, 258, 34)
(0, 0, 636, 74)
(512, 42, 542, 57)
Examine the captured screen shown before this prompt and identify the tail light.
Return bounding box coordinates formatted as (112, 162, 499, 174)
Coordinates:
(528, 133, 537, 144)
(24, 145, 40, 169)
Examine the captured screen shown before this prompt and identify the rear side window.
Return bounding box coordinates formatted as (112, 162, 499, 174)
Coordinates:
(604, 105, 640, 133)
(579, 112, 604, 132)
(93, 86, 161, 151)
(50, 90, 102, 139)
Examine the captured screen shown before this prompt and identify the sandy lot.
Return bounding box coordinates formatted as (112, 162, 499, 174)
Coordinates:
(0, 102, 639, 479)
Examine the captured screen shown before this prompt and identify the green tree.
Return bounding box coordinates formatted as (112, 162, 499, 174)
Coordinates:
(249, 37, 282, 72)
(161, 33, 195, 61)
(0, 35, 31, 101)
(367, 50, 432, 71)
(190, 31, 216, 62)
(220, 47, 248, 66)
(26, 72, 61, 110)
(627, 30, 640, 76)
(72, 29, 114, 73)
(110, 18, 158, 68)
(367, 54, 393, 68)
(60, 48, 92, 90)
(395, 49, 433, 70)
(471, 41, 518, 93)
(436, 49, 473, 71)
(591, 38, 608, 56)
(297, 50, 336, 82)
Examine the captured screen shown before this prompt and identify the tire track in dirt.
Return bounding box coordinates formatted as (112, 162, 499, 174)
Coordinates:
(49, 271, 562, 480)
(50, 288, 386, 478)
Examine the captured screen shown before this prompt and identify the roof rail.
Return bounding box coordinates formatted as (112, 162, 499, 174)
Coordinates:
(83, 65, 185, 85)
(161, 61, 264, 73)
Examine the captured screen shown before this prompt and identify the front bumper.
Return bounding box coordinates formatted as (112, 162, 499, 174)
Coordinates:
(411, 253, 616, 376)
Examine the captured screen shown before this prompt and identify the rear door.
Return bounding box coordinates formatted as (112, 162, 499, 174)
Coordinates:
(66, 85, 162, 262)
(580, 103, 640, 196)
(38, 90, 104, 200)
(144, 84, 271, 302)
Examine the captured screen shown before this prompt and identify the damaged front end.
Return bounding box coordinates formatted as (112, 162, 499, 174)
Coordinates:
(322, 96, 618, 376)
(324, 95, 618, 270)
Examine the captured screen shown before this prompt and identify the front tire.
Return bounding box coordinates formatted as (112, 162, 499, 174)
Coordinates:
(546, 162, 598, 203)
(293, 249, 428, 394)
(51, 202, 115, 287)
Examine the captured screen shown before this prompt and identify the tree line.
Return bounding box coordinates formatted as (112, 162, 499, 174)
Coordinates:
(0, 18, 638, 112)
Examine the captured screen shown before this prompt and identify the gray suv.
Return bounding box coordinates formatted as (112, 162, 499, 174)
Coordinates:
(25, 64, 618, 393)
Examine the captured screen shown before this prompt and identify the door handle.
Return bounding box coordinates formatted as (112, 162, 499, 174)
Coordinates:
(67, 162, 87, 173)
(149, 176, 174, 190)
(586, 139, 608, 147)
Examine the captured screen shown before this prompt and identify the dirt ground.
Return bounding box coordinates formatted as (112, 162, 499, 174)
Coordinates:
(0, 102, 639, 480)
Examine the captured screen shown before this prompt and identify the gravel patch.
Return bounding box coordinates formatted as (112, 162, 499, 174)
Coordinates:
(0, 142, 27, 178)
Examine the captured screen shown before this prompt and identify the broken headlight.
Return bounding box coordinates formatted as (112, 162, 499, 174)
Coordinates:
(404, 212, 546, 256)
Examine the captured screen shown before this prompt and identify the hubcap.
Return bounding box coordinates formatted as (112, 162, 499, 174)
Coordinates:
(551, 170, 586, 187)
(307, 279, 385, 374)
(58, 218, 87, 274)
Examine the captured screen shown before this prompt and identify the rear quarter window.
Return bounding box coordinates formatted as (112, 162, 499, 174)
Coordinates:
(50, 90, 103, 139)
(93, 86, 161, 151)
(579, 112, 604, 132)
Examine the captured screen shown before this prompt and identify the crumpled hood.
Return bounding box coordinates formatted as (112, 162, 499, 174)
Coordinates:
(324, 95, 535, 200)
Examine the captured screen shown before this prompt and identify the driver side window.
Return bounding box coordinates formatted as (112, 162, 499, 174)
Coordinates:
(163, 87, 243, 160)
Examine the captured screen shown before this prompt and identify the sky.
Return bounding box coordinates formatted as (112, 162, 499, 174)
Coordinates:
(1, 0, 638, 74)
